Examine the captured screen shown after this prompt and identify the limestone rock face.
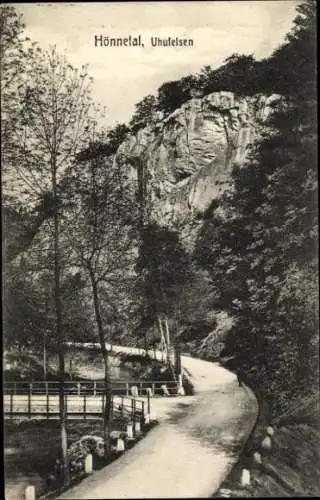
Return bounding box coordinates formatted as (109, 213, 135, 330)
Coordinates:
(114, 91, 280, 241)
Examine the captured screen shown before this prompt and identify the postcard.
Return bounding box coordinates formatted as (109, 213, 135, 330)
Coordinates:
(2, 2, 318, 499)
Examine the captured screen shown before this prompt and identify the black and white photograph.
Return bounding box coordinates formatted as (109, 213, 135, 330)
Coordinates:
(1, 1, 318, 499)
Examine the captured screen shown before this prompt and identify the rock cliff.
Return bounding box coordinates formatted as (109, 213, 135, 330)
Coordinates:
(114, 91, 280, 244)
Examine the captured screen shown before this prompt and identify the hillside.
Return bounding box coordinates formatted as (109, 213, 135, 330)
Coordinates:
(215, 393, 320, 497)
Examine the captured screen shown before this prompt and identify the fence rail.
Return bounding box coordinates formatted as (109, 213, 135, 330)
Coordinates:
(3, 393, 145, 421)
(3, 380, 179, 397)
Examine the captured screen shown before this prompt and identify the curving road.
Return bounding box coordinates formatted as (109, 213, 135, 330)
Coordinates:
(58, 347, 258, 499)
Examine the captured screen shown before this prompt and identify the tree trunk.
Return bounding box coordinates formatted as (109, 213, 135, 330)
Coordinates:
(53, 170, 69, 486)
(144, 331, 149, 357)
(157, 316, 166, 363)
(43, 335, 47, 380)
(102, 349, 112, 455)
(174, 341, 182, 378)
(89, 266, 111, 456)
(165, 318, 178, 382)
(164, 318, 171, 352)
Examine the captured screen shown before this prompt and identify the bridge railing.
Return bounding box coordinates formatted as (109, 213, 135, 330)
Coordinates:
(3, 393, 145, 421)
(3, 380, 179, 397)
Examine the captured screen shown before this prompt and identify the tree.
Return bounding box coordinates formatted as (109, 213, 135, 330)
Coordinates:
(3, 38, 96, 484)
(195, 0, 317, 414)
(136, 221, 197, 376)
(67, 133, 135, 453)
(129, 94, 157, 131)
(0, 5, 31, 168)
(157, 76, 198, 115)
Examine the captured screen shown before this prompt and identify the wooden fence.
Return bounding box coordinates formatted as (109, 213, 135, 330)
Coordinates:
(3, 393, 145, 421)
(3, 380, 179, 397)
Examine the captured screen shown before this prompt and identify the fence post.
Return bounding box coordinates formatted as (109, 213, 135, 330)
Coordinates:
(93, 381, 96, 397)
(83, 394, 86, 420)
(28, 388, 31, 419)
(10, 393, 13, 420)
(126, 383, 129, 396)
(46, 392, 49, 419)
(65, 394, 68, 416)
(152, 383, 155, 396)
(110, 396, 114, 421)
(147, 391, 151, 414)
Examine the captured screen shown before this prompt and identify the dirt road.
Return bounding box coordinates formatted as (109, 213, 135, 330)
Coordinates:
(59, 355, 258, 499)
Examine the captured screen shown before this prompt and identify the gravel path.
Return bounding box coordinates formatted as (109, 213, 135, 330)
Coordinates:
(58, 354, 258, 499)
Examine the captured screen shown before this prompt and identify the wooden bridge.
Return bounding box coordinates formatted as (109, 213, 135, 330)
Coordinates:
(3, 393, 146, 421)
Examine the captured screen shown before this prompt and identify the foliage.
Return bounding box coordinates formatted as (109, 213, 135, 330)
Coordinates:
(129, 94, 157, 132)
(0, 5, 32, 169)
(156, 75, 199, 115)
(194, 0, 317, 414)
(136, 222, 194, 318)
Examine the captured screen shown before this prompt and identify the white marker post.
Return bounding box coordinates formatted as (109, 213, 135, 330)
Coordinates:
(253, 451, 262, 465)
(240, 468, 251, 487)
(116, 438, 125, 452)
(261, 436, 272, 450)
(25, 486, 35, 500)
(126, 422, 133, 438)
(84, 453, 93, 474)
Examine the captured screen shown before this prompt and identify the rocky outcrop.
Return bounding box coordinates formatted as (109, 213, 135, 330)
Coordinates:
(115, 91, 280, 243)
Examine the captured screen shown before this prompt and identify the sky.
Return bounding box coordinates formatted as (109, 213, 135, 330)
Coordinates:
(15, 1, 299, 127)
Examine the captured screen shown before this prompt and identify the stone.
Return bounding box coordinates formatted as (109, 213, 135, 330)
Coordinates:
(261, 436, 272, 450)
(84, 453, 93, 474)
(240, 468, 251, 487)
(220, 488, 232, 497)
(130, 385, 138, 397)
(253, 451, 262, 465)
(110, 430, 121, 440)
(25, 486, 35, 500)
(114, 91, 277, 249)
